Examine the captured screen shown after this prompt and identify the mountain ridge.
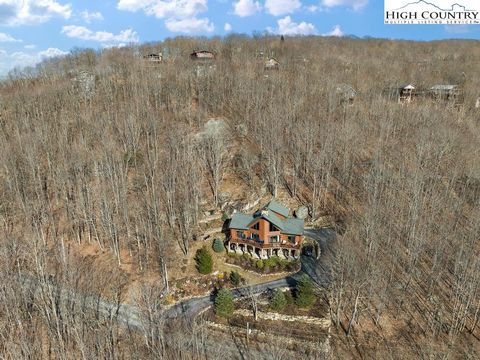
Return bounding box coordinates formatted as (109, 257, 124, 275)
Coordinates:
(393, 0, 475, 12)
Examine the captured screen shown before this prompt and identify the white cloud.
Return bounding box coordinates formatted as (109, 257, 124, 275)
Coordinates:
(165, 17, 214, 33)
(0, 0, 72, 26)
(265, 0, 301, 16)
(0, 47, 68, 75)
(24, 44, 36, 49)
(267, 16, 316, 35)
(117, 0, 207, 19)
(102, 43, 128, 49)
(233, 0, 261, 17)
(224, 22, 232, 31)
(81, 10, 104, 23)
(323, 24, 343, 36)
(61, 25, 139, 43)
(38, 47, 68, 58)
(321, 0, 368, 11)
(444, 25, 470, 34)
(117, 0, 213, 34)
(0, 32, 21, 42)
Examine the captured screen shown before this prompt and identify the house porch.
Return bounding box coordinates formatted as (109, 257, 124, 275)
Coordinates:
(228, 241, 299, 260)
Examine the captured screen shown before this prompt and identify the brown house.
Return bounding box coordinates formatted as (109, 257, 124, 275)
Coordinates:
(190, 50, 216, 60)
(143, 53, 163, 63)
(228, 200, 304, 260)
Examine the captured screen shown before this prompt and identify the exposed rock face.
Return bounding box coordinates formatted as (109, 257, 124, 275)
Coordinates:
(221, 194, 264, 217)
(195, 118, 229, 143)
(295, 205, 309, 220)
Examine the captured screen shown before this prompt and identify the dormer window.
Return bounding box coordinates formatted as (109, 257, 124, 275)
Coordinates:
(252, 222, 260, 231)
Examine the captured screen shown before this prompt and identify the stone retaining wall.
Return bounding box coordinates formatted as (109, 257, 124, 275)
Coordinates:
(234, 309, 331, 328)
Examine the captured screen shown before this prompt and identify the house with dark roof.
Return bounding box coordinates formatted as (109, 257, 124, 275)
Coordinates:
(228, 199, 304, 260)
(143, 53, 163, 63)
(190, 50, 216, 60)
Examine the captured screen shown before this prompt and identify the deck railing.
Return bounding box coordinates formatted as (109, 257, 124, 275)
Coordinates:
(230, 237, 299, 249)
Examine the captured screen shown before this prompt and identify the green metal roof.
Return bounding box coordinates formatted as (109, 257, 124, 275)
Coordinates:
(229, 213, 254, 230)
(229, 201, 304, 236)
(265, 199, 289, 217)
(281, 218, 304, 235)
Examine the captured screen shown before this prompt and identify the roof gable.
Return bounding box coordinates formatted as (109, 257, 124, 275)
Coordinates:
(253, 210, 285, 231)
(228, 199, 303, 236)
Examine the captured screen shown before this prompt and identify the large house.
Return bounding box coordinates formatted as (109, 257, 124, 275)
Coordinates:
(429, 84, 463, 105)
(228, 200, 304, 260)
(190, 50, 216, 60)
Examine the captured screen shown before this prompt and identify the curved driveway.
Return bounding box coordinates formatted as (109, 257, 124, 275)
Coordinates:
(18, 228, 335, 330)
(168, 227, 336, 319)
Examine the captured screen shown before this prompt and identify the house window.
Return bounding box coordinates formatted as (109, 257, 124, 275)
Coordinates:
(252, 222, 260, 231)
(252, 233, 260, 242)
(270, 235, 279, 243)
(236, 231, 245, 239)
(288, 235, 296, 244)
(269, 223, 279, 232)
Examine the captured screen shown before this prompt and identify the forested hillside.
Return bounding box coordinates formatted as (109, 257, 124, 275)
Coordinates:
(0, 36, 479, 358)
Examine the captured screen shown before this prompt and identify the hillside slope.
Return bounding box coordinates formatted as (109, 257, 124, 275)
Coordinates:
(0, 36, 479, 359)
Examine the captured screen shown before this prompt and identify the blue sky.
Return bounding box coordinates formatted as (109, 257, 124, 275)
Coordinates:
(0, 0, 479, 74)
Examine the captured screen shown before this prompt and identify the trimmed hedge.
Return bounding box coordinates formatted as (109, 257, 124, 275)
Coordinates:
(230, 270, 241, 286)
(224, 254, 300, 274)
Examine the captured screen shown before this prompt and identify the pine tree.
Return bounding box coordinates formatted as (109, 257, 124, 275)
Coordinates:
(215, 288, 234, 318)
(195, 246, 213, 274)
(212, 238, 225, 253)
(270, 289, 287, 311)
(295, 275, 316, 308)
